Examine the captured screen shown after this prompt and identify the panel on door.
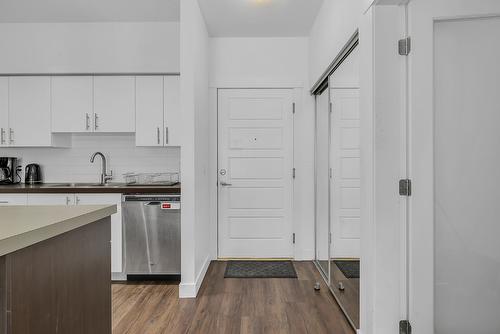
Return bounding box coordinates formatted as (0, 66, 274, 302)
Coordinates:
(27, 194, 74, 206)
(93, 76, 135, 133)
(135, 76, 164, 146)
(9, 77, 52, 146)
(218, 89, 294, 258)
(51, 76, 93, 133)
(163, 76, 181, 146)
(330, 89, 361, 258)
(0, 78, 8, 147)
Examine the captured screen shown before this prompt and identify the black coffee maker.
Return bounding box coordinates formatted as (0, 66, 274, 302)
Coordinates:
(0, 157, 21, 184)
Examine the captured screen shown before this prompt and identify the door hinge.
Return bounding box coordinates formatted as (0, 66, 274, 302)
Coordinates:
(399, 320, 412, 334)
(399, 37, 411, 56)
(292, 102, 296, 114)
(399, 179, 412, 196)
(292, 168, 296, 179)
(292, 233, 296, 244)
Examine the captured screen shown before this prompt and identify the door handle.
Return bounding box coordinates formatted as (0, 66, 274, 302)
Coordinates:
(220, 182, 232, 186)
(94, 113, 99, 130)
(9, 128, 14, 144)
(165, 127, 169, 145)
(157, 127, 161, 145)
(85, 113, 90, 131)
(0, 128, 4, 145)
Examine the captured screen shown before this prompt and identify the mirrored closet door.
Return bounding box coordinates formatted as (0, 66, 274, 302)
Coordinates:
(315, 85, 331, 280)
(314, 41, 360, 330)
(328, 46, 360, 328)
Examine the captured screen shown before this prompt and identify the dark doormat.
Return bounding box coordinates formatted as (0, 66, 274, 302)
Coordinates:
(224, 261, 298, 278)
(333, 260, 360, 279)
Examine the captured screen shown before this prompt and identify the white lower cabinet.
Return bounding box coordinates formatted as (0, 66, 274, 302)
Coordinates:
(27, 194, 75, 206)
(75, 194, 123, 274)
(0, 194, 28, 205)
(25, 193, 122, 274)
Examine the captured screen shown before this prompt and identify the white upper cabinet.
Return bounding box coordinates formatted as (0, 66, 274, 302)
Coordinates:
(135, 76, 164, 146)
(9, 77, 52, 147)
(0, 78, 8, 147)
(51, 76, 93, 133)
(93, 76, 135, 133)
(163, 76, 181, 146)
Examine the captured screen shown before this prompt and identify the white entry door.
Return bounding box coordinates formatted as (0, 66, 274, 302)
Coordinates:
(330, 89, 360, 259)
(218, 89, 294, 258)
(408, 1, 500, 333)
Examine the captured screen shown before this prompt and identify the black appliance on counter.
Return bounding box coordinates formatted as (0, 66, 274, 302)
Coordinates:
(25, 163, 43, 184)
(0, 157, 21, 184)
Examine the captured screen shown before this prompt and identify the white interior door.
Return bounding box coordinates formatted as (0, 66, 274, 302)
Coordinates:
(409, 1, 500, 333)
(218, 89, 294, 258)
(330, 89, 360, 259)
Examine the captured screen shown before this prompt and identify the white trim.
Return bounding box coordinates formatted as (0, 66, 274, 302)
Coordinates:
(111, 272, 126, 281)
(178, 255, 211, 298)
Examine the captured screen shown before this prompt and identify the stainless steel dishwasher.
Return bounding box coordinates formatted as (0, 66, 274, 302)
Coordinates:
(122, 194, 181, 279)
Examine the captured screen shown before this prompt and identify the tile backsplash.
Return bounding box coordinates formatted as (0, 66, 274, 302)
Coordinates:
(0, 134, 180, 183)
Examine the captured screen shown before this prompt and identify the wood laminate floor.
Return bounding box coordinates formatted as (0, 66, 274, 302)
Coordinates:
(112, 261, 355, 334)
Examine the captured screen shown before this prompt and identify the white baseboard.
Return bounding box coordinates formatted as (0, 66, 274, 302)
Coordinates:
(179, 255, 211, 298)
(111, 272, 126, 281)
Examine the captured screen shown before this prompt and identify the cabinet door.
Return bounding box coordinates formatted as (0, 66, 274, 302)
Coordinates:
(51, 76, 93, 133)
(0, 78, 8, 147)
(27, 194, 75, 206)
(76, 194, 122, 273)
(9, 77, 52, 146)
(93, 76, 135, 133)
(163, 76, 181, 146)
(135, 76, 164, 146)
(0, 194, 27, 205)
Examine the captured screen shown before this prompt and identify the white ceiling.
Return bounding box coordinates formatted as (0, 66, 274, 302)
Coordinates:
(0, 0, 180, 22)
(198, 0, 324, 37)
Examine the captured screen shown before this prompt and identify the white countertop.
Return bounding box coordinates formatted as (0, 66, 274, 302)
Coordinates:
(0, 205, 117, 256)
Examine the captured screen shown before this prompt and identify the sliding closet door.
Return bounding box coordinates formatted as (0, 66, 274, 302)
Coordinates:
(329, 46, 361, 329)
(315, 87, 330, 278)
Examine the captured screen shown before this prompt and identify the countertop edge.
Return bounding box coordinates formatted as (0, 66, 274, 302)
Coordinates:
(0, 205, 117, 257)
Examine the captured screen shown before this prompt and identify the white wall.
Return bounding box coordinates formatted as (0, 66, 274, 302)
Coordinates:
(0, 22, 179, 73)
(209, 37, 315, 260)
(360, 4, 407, 334)
(0, 134, 179, 183)
(179, 0, 211, 298)
(308, 0, 363, 87)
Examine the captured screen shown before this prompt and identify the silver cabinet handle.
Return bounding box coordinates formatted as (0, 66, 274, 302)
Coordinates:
(9, 128, 14, 144)
(157, 127, 160, 145)
(94, 113, 98, 130)
(85, 113, 90, 131)
(0, 201, 8, 204)
(66, 196, 71, 206)
(220, 182, 232, 186)
(0, 128, 5, 145)
(165, 127, 169, 145)
(76, 196, 80, 205)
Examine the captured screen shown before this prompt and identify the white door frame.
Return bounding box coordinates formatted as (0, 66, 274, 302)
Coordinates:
(407, 1, 500, 332)
(214, 87, 299, 259)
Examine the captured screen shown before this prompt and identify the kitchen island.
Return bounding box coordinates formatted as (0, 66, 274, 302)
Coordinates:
(0, 205, 116, 334)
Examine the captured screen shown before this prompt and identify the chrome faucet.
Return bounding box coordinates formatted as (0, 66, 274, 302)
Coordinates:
(90, 152, 113, 185)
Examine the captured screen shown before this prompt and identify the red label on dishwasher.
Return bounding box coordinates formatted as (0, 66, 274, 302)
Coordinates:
(161, 203, 171, 209)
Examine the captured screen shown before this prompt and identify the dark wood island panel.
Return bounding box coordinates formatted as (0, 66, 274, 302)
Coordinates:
(0, 217, 111, 334)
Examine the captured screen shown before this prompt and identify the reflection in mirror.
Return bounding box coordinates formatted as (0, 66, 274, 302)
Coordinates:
(329, 46, 360, 328)
(315, 86, 330, 279)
